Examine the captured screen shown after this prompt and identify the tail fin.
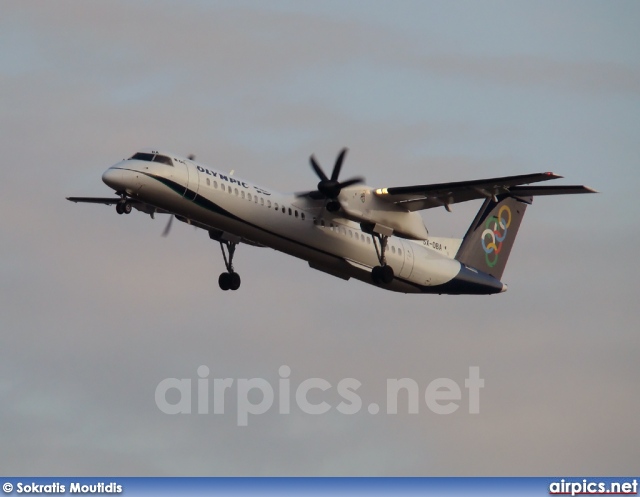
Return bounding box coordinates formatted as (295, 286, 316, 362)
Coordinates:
(455, 195, 532, 280)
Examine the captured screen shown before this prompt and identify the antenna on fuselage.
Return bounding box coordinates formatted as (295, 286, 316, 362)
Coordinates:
(229, 170, 235, 176)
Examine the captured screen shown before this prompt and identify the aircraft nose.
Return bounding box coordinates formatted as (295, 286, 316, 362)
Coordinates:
(102, 167, 123, 190)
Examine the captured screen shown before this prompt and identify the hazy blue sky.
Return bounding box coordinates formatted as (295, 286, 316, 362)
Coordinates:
(1, 1, 639, 475)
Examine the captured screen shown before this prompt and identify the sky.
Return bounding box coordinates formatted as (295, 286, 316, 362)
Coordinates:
(1, 0, 639, 476)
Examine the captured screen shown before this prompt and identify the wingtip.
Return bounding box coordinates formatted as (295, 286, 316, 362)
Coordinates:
(545, 171, 564, 179)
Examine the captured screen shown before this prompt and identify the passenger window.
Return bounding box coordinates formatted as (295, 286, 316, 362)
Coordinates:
(320, 219, 325, 227)
(301, 212, 305, 220)
(275, 203, 279, 210)
(267, 200, 271, 208)
(398, 249, 402, 256)
(234, 188, 239, 196)
(288, 208, 292, 215)
(214, 181, 218, 189)
(260, 198, 264, 206)
(294, 210, 298, 218)
(241, 191, 245, 199)
(221, 184, 225, 192)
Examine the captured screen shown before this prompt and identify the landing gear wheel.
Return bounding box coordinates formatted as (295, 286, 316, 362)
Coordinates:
(219, 272, 231, 291)
(116, 198, 131, 215)
(371, 265, 394, 285)
(371, 266, 383, 284)
(229, 272, 241, 291)
(218, 272, 241, 291)
(381, 264, 394, 284)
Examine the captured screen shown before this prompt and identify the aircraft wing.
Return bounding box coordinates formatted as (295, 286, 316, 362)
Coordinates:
(373, 172, 596, 211)
(66, 196, 123, 205)
(66, 196, 172, 215)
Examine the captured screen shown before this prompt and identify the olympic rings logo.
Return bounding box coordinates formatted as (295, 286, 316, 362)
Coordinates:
(481, 205, 512, 267)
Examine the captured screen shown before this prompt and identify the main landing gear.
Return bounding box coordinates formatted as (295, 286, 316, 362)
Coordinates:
(218, 240, 241, 291)
(370, 231, 394, 285)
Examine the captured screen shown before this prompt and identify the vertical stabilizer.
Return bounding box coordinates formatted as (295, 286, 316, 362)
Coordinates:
(455, 195, 531, 280)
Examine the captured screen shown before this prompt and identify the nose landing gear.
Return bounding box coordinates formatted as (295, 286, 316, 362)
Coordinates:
(115, 193, 132, 215)
(115, 200, 132, 215)
(218, 240, 241, 291)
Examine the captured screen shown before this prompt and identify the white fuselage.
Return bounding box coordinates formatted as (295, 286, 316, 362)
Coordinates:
(102, 153, 504, 294)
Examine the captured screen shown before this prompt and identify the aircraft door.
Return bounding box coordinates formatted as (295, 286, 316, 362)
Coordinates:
(170, 161, 189, 197)
(184, 162, 199, 201)
(399, 240, 414, 279)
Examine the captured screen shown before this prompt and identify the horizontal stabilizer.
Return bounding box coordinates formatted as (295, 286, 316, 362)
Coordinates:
(378, 172, 562, 197)
(508, 185, 598, 196)
(372, 172, 577, 212)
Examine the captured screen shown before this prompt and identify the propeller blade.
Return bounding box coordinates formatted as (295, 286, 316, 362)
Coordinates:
(307, 191, 326, 200)
(162, 215, 174, 237)
(310, 155, 329, 182)
(295, 190, 325, 199)
(330, 148, 348, 181)
(338, 176, 364, 189)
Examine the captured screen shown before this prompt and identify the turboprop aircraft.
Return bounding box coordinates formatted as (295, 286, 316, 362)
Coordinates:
(67, 148, 595, 294)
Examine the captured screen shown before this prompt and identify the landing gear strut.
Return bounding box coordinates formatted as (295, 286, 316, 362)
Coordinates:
(218, 240, 241, 291)
(370, 232, 394, 285)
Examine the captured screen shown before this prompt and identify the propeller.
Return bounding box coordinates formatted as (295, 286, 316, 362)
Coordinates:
(301, 148, 364, 210)
(161, 215, 174, 237)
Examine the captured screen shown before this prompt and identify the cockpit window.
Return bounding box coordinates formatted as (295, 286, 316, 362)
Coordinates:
(129, 152, 154, 161)
(128, 152, 173, 166)
(153, 155, 173, 166)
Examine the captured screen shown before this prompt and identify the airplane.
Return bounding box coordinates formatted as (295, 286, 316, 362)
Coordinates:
(67, 148, 595, 294)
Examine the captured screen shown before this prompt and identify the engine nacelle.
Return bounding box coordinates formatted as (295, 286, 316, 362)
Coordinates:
(339, 187, 429, 240)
